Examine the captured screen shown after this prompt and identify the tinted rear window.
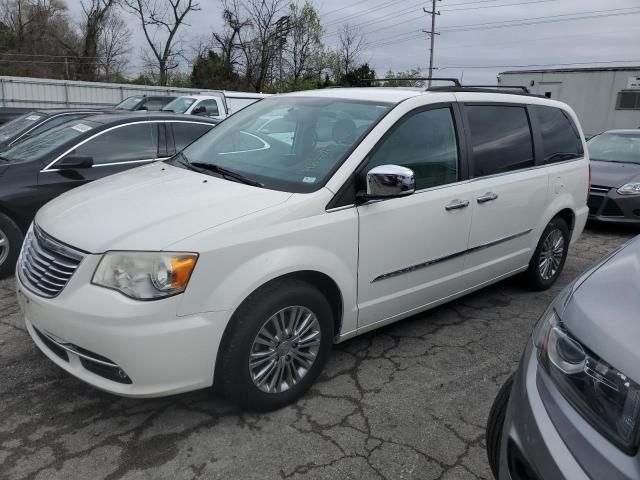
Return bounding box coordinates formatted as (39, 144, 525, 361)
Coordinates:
(467, 105, 534, 177)
(533, 105, 583, 163)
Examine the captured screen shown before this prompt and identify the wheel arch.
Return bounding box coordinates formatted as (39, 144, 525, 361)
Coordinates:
(552, 207, 575, 234)
(213, 270, 345, 387)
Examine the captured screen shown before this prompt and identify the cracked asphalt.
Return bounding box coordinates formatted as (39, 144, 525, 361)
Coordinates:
(0, 225, 636, 480)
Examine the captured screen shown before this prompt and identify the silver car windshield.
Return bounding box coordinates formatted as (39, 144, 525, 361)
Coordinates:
(180, 96, 392, 193)
(589, 133, 640, 164)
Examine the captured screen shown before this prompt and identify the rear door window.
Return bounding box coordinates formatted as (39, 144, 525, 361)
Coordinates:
(532, 105, 583, 163)
(466, 105, 534, 177)
(200, 99, 220, 116)
(72, 123, 159, 164)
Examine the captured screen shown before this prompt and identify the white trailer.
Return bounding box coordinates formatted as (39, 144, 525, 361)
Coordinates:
(498, 66, 640, 137)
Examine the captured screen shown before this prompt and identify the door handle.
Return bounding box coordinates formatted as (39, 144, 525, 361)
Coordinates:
(445, 199, 470, 211)
(476, 192, 498, 204)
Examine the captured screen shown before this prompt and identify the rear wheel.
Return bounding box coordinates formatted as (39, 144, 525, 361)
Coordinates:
(486, 373, 515, 479)
(0, 213, 23, 279)
(524, 218, 569, 290)
(216, 279, 334, 411)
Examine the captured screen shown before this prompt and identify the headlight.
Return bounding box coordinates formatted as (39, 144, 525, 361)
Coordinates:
(617, 183, 640, 195)
(92, 251, 198, 300)
(535, 309, 640, 453)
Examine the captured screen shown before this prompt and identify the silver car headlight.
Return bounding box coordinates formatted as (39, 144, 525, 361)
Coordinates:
(92, 251, 198, 300)
(617, 183, 640, 195)
(534, 308, 640, 453)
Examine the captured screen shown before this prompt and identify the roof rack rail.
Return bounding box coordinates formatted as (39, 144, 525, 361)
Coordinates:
(459, 84, 530, 93)
(361, 77, 461, 86)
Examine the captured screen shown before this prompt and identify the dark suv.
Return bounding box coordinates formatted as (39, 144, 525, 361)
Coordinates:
(0, 113, 217, 278)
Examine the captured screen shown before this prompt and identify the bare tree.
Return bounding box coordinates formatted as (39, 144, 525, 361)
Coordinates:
(124, 0, 201, 86)
(337, 23, 364, 80)
(99, 10, 131, 80)
(74, 0, 118, 80)
(214, 1, 250, 82)
(235, 0, 287, 92)
(284, 0, 322, 88)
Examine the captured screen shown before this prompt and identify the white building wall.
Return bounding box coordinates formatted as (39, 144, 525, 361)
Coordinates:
(498, 69, 640, 136)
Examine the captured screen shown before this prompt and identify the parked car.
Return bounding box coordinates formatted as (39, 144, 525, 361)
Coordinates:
(587, 129, 640, 224)
(113, 95, 177, 111)
(162, 92, 268, 120)
(486, 235, 640, 480)
(0, 109, 103, 150)
(0, 113, 217, 278)
(16, 87, 589, 411)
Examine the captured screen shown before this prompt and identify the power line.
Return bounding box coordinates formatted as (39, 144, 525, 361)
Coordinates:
(365, 7, 640, 48)
(438, 59, 640, 69)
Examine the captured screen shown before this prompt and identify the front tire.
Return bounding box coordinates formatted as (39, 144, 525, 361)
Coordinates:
(216, 279, 334, 411)
(486, 373, 515, 479)
(0, 213, 23, 280)
(524, 218, 569, 290)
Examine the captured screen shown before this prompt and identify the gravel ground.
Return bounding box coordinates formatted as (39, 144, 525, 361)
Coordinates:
(0, 224, 635, 480)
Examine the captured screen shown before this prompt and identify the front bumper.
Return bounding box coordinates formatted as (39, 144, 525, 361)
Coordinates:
(500, 340, 640, 480)
(17, 254, 229, 398)
(588, 187, 640, 224)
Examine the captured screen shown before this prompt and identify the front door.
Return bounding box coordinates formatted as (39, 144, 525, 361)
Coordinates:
(356, 104, 473, 331)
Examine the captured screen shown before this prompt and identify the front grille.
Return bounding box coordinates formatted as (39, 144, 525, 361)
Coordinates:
(601, 200, 625, 217)
(18, 225, 85, 298)
(587, 194, 605, 215)
(590, 185, 611, 194)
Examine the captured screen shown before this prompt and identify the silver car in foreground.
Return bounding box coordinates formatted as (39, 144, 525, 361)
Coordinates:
(486, 235, 640, 480)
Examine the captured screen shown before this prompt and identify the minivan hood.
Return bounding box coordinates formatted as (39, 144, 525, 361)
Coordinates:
(590, 160, 640, 188)
(36, 162, 292, 252)
(563, 236, 640, 381)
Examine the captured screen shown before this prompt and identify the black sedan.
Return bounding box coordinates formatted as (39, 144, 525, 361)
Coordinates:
(0, 113, 217, 278)
(587, 129, 640, 224)
(0, 109, 103, 150)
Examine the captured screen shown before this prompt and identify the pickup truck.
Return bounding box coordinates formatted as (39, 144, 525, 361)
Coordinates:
(162, 92, 268, 120)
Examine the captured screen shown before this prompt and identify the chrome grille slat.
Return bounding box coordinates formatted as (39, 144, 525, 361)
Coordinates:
(18, 225, 85, 298)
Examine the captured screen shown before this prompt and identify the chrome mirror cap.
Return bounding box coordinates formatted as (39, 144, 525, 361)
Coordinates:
(365, 164, 416, 198)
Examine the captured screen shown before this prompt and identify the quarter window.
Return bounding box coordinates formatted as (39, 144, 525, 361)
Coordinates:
(467, 105, 534, 177)
(367, 107, 459, 190)
(172, 122, 214, 151)
(533, 105, 583, 163)
(72, 123, 159, 165)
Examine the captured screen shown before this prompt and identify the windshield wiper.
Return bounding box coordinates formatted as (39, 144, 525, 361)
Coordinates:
(189, 161, 264, 188)
(0, 156, 9, 163)
(598, 159, 638, 165)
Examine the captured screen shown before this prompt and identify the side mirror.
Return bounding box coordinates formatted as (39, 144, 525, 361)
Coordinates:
(192, 106, 207, 115)
(362, 164, 415, 199)
(57, 155, 94, 170)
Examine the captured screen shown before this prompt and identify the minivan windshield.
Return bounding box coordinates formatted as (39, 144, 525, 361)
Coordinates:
(114, 96, 143, 110)
(2, 121, 99, 163)
(163, 97, 196, 114)
(0, 112, 44, 142)
(178, 96, 392, 192)
(588, 132, 640, 164)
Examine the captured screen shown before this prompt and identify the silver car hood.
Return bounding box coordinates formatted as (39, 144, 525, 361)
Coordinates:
(562, 236, 640, 381)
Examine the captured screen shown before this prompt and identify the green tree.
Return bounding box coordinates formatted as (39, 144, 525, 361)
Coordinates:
(341, 63, 375, 87)
(190, 49, 245, 90)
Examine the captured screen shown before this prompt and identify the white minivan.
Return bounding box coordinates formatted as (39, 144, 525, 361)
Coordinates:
(16, 86, 589, 411)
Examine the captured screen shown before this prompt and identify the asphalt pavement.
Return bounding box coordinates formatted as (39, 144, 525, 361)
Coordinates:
(0, 224, 635, 480)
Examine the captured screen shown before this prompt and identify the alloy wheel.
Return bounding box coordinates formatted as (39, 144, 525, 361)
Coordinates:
(248, 306, 321, 394)
(538, 228, 565, 280)
(0, 227, 8, 267)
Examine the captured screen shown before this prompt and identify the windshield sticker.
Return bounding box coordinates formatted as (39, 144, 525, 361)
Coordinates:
(25, 115, 42, 121)
(302, 176, 317, 184)
(71, 123, 92, 133)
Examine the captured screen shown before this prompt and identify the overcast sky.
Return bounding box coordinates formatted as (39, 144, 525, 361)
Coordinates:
(70, 0, 640, 85)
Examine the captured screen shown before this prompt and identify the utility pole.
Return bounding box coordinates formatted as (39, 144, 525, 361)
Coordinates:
(423, 0, 441, 87)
